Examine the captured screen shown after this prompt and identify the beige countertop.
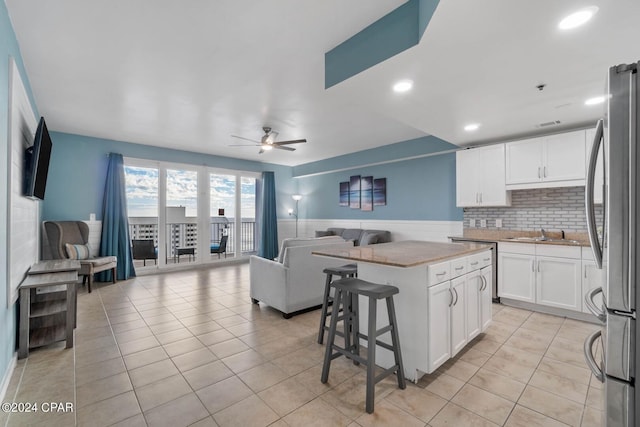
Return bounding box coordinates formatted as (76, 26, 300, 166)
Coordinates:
(449, 229, 591, 247)
(312, 240, 491, 268)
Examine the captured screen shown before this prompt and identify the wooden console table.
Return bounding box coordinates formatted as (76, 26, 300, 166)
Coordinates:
(18, 260, 80, 359)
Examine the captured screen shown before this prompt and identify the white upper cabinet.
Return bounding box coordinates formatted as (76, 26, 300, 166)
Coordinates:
(505, 130, 587, 189)
(585, 127, 604, 204)
(456, 144, 511, 207)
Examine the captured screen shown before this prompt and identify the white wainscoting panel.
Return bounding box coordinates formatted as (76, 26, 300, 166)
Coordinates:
(85, 220, 102, 256)
(7, 58, 38, 307)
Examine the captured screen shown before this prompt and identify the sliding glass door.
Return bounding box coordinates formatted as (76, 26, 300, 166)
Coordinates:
(124, 158, 260, 269)
(124, 165, 159, 270)
(166, 168, 198, 264)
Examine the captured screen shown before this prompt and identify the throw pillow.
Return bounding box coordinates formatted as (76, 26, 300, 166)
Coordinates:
(315, 230, 334, 237)
(65, 243, 91, 260)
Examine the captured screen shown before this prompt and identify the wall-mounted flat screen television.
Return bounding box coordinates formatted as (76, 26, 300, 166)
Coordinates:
(24, 117, 53, 200)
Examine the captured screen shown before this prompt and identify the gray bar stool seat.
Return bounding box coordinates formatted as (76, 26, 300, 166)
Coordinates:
(321, 277, 406, 413)
(317, 264, 358, 344)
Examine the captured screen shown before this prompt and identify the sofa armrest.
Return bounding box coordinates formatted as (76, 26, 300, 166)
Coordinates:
(249, 255, 288, 312)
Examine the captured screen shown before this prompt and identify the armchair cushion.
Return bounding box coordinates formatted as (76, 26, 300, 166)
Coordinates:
(65, 243, 92, 260)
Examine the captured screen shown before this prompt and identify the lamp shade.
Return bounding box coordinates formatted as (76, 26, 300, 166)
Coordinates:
(292, 194, 302, 201)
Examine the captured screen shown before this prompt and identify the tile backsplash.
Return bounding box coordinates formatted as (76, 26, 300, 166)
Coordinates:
(463, 187, 603, 232)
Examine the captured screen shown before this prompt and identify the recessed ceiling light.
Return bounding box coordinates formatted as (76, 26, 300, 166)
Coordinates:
(464, 123, 480, 132)
(558, 6, 598, 30)
(393, 80, 413, 93)
(585, 96, 605, 106)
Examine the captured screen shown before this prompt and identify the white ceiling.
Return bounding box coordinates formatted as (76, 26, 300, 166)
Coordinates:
(6, 0, 640, 166)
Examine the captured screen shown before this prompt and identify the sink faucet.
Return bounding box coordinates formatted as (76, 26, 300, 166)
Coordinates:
(540, 228, 547, 241)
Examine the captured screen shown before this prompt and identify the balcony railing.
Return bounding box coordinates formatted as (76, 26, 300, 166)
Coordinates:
(128, 218, 256, 263)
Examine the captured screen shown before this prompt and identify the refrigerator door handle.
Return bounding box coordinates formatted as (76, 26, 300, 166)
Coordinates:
(585, 287, 606, 323)
(585, 118, 604, 268)
(583, 329, 604, 383)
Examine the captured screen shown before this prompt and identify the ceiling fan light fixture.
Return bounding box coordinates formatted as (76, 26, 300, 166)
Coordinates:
(558, 6, 598, 30)
(261, 144, 274, 150)
(464, 123, 480, 132)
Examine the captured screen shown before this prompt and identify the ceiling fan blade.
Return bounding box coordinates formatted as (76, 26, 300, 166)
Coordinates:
(231, 135, 260, 143)
(228, 143, 261, 147)
(258, 149, 265, 154)
(273, 139, 307, 145)
(271, 145, 296, 151)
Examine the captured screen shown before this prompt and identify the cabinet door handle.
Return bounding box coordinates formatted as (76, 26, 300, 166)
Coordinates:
(479, 193, 483, 203)
(479, 276, 485, 291)
(537, 261, 541, 272)
(448, 289, 454, 307)
(538, 166, 541, 178)
(453, 288, 459, 306)
(531, 260, 535, 272)
(476, 193, 479, 203)
(584, 266, 587, 279)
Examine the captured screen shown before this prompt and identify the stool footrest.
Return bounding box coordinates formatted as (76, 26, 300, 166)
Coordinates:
(375, 365, 401, 385)
(355, 332, 397, 353)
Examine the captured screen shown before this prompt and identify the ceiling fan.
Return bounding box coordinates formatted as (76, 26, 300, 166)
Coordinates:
(230, 127, 307, 154)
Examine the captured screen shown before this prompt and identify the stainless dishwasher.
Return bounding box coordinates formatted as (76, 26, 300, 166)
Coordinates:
(449, 237, 499, 302)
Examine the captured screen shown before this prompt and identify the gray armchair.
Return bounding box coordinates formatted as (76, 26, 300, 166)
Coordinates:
(43, 221, 117, 293)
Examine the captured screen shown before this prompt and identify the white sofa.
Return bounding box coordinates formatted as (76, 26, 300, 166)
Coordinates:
(249, 236, 354, 318)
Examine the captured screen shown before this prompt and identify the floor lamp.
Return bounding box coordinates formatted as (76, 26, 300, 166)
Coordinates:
(288, 194, 302, 237)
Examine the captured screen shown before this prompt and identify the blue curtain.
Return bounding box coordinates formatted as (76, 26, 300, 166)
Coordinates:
(98, 153, 135, 281)
(258, 171, 279, 259)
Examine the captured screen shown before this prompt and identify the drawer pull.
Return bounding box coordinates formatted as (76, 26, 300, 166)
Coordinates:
(470, 261, 479, 266)
(483, 258, 491, 262)
(436, 272, 447, 276)
(454, 266, 464, 271)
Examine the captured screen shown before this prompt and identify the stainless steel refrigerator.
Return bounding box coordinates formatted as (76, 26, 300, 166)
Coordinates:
(584, 61, 639, 426)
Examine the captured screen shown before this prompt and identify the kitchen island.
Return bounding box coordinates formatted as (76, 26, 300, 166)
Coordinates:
(313, 240, 493, 382)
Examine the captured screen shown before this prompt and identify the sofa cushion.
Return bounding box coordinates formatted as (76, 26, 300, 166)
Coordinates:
(315, 230, 334, 238)
(327, 227, 345, 236)
(277, 236, 344, 263)
(341, 229, 364, 245)
(65, 243, 91, 260)
(359, 230, 392, 246)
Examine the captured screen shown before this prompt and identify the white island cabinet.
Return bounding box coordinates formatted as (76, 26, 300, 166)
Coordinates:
(313, 240, 493, 382)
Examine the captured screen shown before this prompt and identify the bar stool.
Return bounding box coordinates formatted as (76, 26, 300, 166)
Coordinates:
(317, 264, 358, 344)
(321, 277, 406, 413)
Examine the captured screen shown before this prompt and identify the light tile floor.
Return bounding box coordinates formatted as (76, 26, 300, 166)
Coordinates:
(0, 263, 604, 427)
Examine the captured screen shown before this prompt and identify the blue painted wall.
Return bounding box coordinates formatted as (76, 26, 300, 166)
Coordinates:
(0, 1, 39, 392)
(296, 146, 462, 221)
(43, 132, 295, 221)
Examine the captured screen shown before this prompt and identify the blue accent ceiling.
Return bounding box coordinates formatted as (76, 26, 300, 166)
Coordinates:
(325, 0, 440, 88)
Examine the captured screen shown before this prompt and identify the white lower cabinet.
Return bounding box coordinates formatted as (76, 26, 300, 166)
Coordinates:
(465, 270, 482, 341)
(499, 242, 584, 312)
(536, 256, 581, 310)
(480, 266, 493, 330)
(450, 275, 467, 356)
(428, 280, 452, 372)
(427, 252, 493, 373)
(498, 251, 536, 302)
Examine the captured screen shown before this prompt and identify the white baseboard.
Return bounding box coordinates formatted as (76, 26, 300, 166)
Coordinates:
(0, 352, 18, 404)
(278, 219, 463, 244)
